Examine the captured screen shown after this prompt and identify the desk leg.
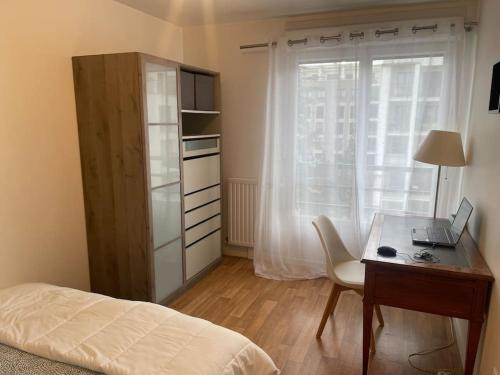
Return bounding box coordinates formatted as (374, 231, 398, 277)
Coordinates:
(464, 320, 482, 375)
(363, 301, 374, 375)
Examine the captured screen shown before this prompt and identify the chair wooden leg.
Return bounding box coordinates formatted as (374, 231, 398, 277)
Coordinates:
(329, 286, 343, 315)
(316, 283, 341, 338)
(370, 328, 376, 353)
(375, 304, 385, 327)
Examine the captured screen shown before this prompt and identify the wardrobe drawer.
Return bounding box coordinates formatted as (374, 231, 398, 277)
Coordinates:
(184, 185, 221, 211)
(185, 200, 221, 229)
(183, 137, 220, 158)
(185, 215, 221, 246)
(183, 155, 220, 194)
(186, 230, 221, 280)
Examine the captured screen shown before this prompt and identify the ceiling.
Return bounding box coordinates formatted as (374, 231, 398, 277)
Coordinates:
(114, 0, 443, 26)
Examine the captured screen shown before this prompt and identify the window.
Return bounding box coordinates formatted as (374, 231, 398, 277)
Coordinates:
(296, 55, 444, 219)
(387, 102, 411, 133)
(367, 120, 378, 136)
(385, 135, 409, 156)
(366, 153, 377, 166)
(416, 102, 439, 130)
(361, 56, 444, 216)
(316, 105, 325, 119)
(334, 137, 343, 151)
(370, 86, 380, 101)
(409, 168, 433, 192)
(337, 105, 345, 121)
(390, 64, 414, 97)
(367, 137, 377, 153)
(366, 170, 383, 189)
(381, 192, 405, 211)
(419, 65, 443, 98)
(348, 121, 355, 137)
(384, 171, 406, 190)
(368, 103, 378, 119)
(342, 65, 355, 79)
(407, 196, 431, 215)
(336, 124, 344, 136)
(372, 65, 382, 85)
(297, 61, 358, 220)
(349, 104, 356, 121)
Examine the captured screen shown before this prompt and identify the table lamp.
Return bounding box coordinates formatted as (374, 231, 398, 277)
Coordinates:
(413, 130, 466, 219)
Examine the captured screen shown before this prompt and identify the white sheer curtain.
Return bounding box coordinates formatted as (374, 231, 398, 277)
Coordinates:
(254, 19, 476, 280)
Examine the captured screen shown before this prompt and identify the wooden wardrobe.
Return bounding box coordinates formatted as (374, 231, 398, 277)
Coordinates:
(72, 52, 221, 304)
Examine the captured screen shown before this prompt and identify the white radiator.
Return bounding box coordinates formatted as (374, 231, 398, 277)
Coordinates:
(227, 178, 258, 247)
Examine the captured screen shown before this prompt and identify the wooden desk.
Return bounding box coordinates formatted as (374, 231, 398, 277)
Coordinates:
(361, 214, 494, 375)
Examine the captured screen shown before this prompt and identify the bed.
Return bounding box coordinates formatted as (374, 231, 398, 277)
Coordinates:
(0, 343, 101, 374)
(0, 283, 278, 375)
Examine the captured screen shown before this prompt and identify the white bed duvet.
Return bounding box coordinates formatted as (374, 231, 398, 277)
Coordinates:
(0, 284, 279, 375)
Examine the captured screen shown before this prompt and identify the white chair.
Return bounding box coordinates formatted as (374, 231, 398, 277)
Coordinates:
(312, 215, 384, 352)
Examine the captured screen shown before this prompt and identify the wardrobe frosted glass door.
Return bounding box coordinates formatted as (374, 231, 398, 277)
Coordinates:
(151, 184, 182, 249)
(144, 59, 183, 300)
(145, 63, 178, 124)
(154, 239, 183, 302)
(149, 125, 180, 187)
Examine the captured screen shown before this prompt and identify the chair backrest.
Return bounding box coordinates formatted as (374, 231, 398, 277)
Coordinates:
(312, 215, 355, 282)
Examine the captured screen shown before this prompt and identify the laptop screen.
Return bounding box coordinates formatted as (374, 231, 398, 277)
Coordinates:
(451, 198, 473, 236)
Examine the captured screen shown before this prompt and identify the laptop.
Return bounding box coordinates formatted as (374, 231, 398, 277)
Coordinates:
(411, 197, 473, 247)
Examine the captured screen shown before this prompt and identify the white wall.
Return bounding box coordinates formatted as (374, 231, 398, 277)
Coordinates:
(0, 0, 183, 291)
(460, 0, 500, 372)
(183, 19, 286, 182)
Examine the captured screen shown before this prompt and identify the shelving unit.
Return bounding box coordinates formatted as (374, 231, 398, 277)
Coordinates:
(180, 64, 222, 137)
(181, 110, 221, 115)
(180, 64, 223, 283)
(183, 134, 221, 280)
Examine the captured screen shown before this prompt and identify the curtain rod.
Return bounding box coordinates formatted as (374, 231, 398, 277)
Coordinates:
(320, 34, 341, 43)
(239, 21, 478, 49)
(412, 24, 437, 33)
(239, 41, 277, 49)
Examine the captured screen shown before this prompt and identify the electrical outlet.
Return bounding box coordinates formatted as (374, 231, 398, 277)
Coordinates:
(492, 366, 498, 375)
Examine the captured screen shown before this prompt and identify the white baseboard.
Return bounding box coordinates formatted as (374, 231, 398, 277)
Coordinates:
(453, 318, 467, 369)
(223, 244, 254, 259)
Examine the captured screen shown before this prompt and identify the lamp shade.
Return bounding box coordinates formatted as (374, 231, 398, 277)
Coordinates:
(413, 130, 466, 166)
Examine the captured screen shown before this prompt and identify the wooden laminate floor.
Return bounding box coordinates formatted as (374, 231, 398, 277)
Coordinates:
(170, 257, 462, 374)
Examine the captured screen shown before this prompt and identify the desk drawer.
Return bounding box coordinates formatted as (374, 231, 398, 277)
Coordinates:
(185, 200, 221, 229)
(185, 215, 221, 246)
(370, 267, 476, 318)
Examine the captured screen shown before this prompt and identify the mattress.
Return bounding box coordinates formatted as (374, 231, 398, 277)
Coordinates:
(0, 283, 278, 375)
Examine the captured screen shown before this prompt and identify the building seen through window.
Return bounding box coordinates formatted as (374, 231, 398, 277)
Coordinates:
(296, 56, 444, 221)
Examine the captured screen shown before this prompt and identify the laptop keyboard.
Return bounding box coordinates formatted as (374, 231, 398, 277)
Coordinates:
(426, 227, 450, 243)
